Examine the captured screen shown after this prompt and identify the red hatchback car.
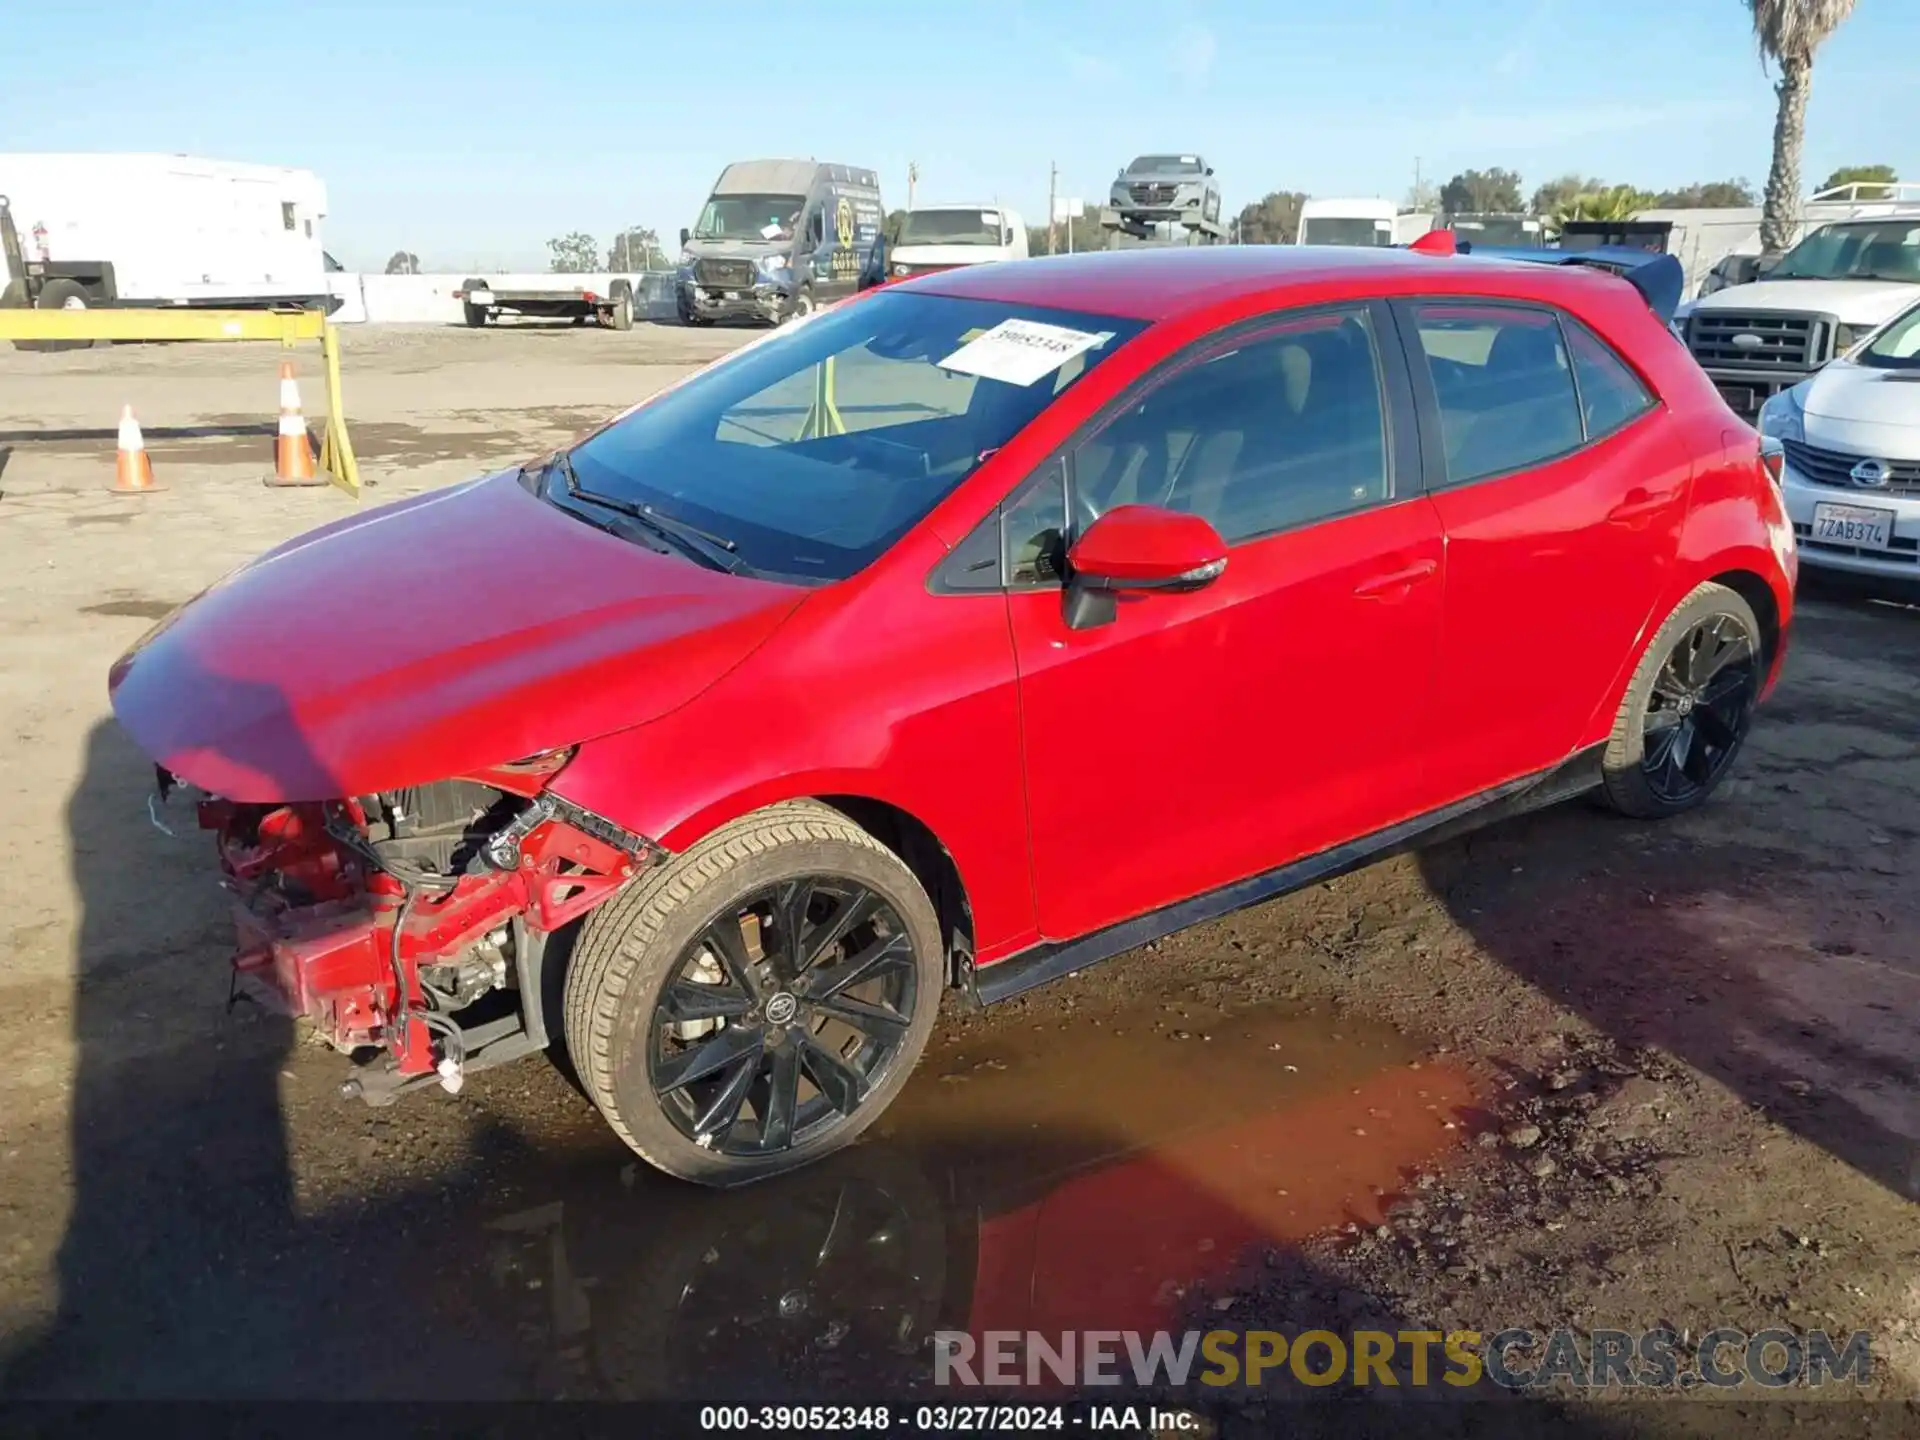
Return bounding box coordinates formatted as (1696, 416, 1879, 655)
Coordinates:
(110, 245, 1796, 1186)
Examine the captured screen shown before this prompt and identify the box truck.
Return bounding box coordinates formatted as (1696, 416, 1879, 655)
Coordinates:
(0, 152, 336, 319)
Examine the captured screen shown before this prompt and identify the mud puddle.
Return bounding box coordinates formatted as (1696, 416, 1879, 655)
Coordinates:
(463, 999, 1479, 1399)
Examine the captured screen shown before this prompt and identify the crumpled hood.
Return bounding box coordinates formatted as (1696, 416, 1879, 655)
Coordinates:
(108, 471, 806, 802)
(1801, 361, 1920, 458)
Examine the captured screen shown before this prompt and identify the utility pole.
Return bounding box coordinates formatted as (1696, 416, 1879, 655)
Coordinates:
(907, 161, 918, 211)
(1047, 160, 1058, 256)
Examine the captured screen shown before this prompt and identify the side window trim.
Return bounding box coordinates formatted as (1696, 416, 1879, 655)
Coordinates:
(1390, 295, 1587, 492)
(1557, 312, 1591, 445)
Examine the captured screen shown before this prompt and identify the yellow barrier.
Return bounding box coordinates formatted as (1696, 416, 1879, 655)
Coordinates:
(0, 307, 361, 495)
(798, 355, 846, 440)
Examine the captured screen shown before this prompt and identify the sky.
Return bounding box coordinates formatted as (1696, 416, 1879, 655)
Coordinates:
(4, 0, 1916, 272)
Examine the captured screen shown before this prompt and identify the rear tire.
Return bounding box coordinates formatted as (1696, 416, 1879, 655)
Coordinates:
(1598, 581, 1762, 819)
(462, 302, 489, 327)
(563, 801, 943, 1188)
(608, 286, 634, 330)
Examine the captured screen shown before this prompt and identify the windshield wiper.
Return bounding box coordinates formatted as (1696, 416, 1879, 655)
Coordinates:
(554, 454, 751, 575)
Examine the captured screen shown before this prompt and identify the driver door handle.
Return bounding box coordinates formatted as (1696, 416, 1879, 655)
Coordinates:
(1353, 557, 1438, 598)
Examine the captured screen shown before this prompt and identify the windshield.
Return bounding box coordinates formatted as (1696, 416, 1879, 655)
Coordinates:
(897, 209, 1006, 247)
(563, 292, 1147, 582)
(1301, 217, 1392, 247)
(693, 194, 806, 242)
(1450, 218, 1542, 247)
(1859, 304, 1920, 369)
(1769, 221, 1920, 282)
(1129, 155, 1204, 175)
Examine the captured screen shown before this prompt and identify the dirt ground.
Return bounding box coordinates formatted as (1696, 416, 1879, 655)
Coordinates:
(0, 320, 1916, 1429)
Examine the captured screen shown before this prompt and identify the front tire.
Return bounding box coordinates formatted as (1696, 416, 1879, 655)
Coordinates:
(780, 285, 816, 326)
(1598, 581, 1762, 819)
(563, 802, 943, 1188)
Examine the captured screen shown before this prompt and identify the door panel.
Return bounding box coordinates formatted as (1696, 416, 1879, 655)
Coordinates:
(1398, 301, 1688, 801)
(1011, 499, 1444, 941)
(1004, 303, 1443, 944)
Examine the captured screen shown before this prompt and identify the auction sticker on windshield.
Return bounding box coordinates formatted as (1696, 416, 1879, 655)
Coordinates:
(938, 319, 1114, 387)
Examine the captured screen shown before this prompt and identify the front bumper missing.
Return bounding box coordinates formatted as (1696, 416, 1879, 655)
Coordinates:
(167, 772, 658, 1102)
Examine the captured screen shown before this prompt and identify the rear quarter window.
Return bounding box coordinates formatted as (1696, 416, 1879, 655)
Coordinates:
(1564, 317, 1657, 440)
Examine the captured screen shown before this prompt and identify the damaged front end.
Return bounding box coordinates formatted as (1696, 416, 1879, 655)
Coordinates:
(161, 757, 658, 1106)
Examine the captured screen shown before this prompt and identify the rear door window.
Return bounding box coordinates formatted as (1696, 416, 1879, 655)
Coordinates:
(1411, 304, 1583, 485)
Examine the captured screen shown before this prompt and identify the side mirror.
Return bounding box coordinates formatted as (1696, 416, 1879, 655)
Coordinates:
(1063, 505, 1227, 630)
(679, 227, 690, 248)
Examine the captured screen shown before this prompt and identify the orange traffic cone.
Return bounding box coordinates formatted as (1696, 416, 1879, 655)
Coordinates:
(264, 360, 324, 487)
(109, 405, 163, 493)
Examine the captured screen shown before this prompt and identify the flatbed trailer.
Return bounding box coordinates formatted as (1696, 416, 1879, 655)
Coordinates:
(454, 276, 637, 330)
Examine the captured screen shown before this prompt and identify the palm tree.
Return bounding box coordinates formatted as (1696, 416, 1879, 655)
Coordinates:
(1550, 185, 1656, 230)
(1745, 0, 1860, 253)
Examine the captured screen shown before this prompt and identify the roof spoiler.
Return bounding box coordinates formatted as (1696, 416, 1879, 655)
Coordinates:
(1428, 233, 1685, 327)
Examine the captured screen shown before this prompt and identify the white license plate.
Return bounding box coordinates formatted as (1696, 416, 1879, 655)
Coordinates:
(1811, 502, 1895, 550)
(466, 290, 495, 306)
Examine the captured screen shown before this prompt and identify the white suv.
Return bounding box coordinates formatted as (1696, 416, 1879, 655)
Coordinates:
(1758, 299, 1920, 586)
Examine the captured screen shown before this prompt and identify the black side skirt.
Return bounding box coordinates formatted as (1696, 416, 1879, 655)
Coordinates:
(969, 743, 1607, 1007)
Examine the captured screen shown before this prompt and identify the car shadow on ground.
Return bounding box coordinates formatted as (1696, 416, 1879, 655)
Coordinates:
(1418, 594, 1920, 1204)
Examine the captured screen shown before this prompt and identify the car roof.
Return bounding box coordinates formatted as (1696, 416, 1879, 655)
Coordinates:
(905, 244, 1624, 323)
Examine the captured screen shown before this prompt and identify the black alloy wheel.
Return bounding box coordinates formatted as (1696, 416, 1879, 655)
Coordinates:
(646, 877, 921, 1158)
(1639, 611, 1759, 806)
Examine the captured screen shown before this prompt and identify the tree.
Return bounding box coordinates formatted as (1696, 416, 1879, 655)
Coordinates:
(1652, 179, 1759, 207)
(383, 250, 420, 275)
(1530, 174, 1607, 217)
(1552, 185, 1659, 226)
(1405, 179, 1442, 216)
(884, 208, 908, 243)
(1819, 163, 1898, 197)
(607, 226, 666, 272)
(1234, 191, 1307, 245)
(1746, 0, 1860, 252)
(1440, 168, 1525, 216)
(546, 232, 599, 273)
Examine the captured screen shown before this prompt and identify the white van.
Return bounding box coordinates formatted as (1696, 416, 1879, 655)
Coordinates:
(1298, 198, 1434, 247)
(888, 204, 1027, 280)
